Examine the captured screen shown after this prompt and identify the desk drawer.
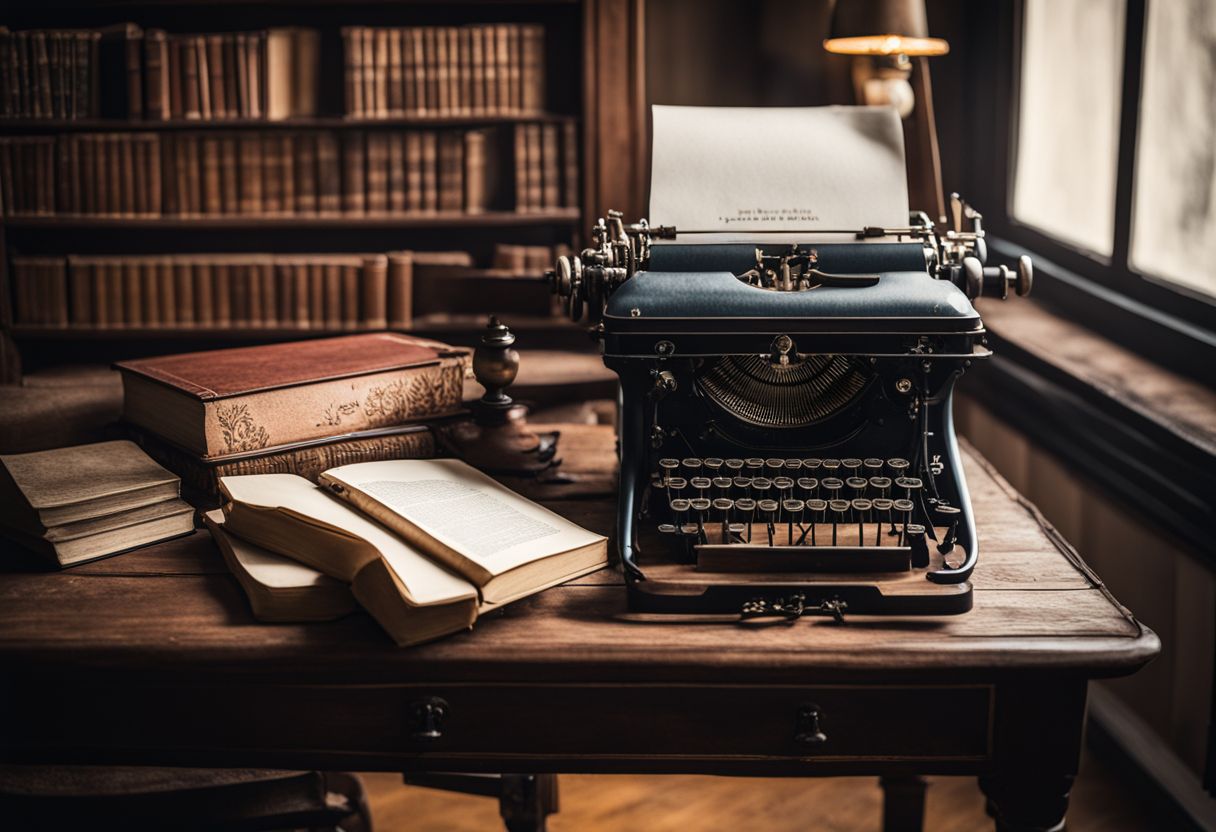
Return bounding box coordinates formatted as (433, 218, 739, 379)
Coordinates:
(395, 684, 992, 762)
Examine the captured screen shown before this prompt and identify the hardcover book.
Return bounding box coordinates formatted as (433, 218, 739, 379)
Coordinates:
(114, 333, 469, 457)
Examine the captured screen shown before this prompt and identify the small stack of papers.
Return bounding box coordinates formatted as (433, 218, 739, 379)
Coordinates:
(0, 440, 194, 567)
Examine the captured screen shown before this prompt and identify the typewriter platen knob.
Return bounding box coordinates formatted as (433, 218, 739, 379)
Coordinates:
(961, 255, 1034, 301)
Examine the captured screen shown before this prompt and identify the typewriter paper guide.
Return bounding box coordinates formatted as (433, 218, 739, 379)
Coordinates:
(649, 105, 910, 241)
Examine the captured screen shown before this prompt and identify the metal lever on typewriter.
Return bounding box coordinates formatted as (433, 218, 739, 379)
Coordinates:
(940, 193, 1034, 300)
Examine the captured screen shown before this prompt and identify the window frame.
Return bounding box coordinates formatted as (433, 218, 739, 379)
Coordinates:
(964, 0, 1216, 384)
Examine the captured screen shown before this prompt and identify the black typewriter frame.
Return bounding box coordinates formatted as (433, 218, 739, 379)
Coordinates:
(607, 321, 988, 618)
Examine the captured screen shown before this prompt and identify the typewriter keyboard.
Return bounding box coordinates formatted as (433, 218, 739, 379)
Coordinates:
(650, 457, 955, 571)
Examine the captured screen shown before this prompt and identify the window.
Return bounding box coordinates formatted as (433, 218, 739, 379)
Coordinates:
(1129, 0, 1216, 301)
(984, 0, 1216, 365)
(1012, 0, 1125, 257)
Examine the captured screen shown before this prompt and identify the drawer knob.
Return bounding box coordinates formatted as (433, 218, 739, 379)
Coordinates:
(408, 697, 448, 741)
(794, 705, 827, 746)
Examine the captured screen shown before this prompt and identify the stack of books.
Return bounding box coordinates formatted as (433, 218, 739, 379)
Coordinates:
(115, 333, 471, 504)
(342, 24, 544, 118)
(140, 28, 319, 121)
(0, 127, 495, 218)
(206, 459, 606, 645)
(0, 440, 195, 568)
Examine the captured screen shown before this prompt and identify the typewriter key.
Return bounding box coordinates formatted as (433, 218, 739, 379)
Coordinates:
(669, 497, 691, 522)
(846, 476, 868, 497)
(765, 458, 785, 477)
(724, 458, 745, 472)
(821, 477, 844, 498)
(784, 459, 803, 473)
(734, 497, 757, 542)
(680, 523, 700, 537)
(732, 476, 752, 495)
(783, 499, 805, 545)
(863, 458, 884, 474)
(690, 476, 712, 496)
(895, 476, 923, 502)
(658, 523, 677, 534)
(871, 498, 894, 545)
(828, 499, 850, 545)
(934, 504, 961, 554)
(806, 498, 827, 545)
(682, 458, 703, 477)
(757, 498, 779, 546)
(869, 476, 892, 498)
(905, 523, 929, 567)
(690, 497, 712, 538)
(773, 476, 794, 498)
(822, 458, 841, 472)
(666, 476, 687, 497)
(852, 498, 873, 544)
(712, 476, 733, 496)
(704, 457, 724, 473)
(796, 477, 818, 497)
(893, 498, 915, 545)
(801, 458, 823, 471)
(751, 477, 773, 496)
(744, 458, 764, 473)
(712, 497, 734, 538)
(659, 458, 680, 482)
(841, 458, 862, 475)
(887, 458, 911, 477)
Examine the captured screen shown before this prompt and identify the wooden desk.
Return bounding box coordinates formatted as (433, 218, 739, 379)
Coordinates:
(0, 425, 1158, 832)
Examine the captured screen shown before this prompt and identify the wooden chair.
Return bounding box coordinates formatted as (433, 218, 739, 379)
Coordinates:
(0, 765, 371, 831)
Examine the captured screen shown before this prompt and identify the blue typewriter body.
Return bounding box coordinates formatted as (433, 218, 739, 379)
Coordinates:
(552, 212, 1030, 621)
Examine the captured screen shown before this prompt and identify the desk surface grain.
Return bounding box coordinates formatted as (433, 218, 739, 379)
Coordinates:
(0, 425, 1158, 685)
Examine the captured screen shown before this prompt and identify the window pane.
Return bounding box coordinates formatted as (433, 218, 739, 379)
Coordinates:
(1012, 0, 1125, 256)
(1130, 0, 1216, 300)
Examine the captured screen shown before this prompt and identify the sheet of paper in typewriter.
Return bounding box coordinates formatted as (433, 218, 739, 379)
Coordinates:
(648, 105, 909, 242)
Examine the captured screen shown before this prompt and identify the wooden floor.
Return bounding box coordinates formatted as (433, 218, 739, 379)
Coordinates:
(362, 746, 1160, 831)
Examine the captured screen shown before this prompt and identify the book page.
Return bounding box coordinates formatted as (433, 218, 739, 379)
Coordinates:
(648, 105, 910, 240)
(204, 509, 337, 589)
(323, 459, 606, 576)
(219, 474, 476, 605)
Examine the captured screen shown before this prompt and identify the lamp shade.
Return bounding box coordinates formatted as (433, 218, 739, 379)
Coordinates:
(824, 0, 949, 56)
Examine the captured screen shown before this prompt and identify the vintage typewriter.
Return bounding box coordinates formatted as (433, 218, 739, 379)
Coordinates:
(549, 106, 1032, 621)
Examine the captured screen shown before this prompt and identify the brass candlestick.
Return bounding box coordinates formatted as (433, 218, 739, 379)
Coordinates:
(448, 317, 559, 476)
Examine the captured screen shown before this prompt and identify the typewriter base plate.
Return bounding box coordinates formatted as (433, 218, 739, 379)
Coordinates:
(631, 545, 972, 616)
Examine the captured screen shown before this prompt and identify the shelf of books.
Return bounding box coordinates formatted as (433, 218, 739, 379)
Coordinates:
(0, 1, 648, 376)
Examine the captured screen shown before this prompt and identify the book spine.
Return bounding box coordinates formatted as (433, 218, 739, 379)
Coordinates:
(541, 124, 560, 209)
(374, 28, 389, 118)
(167, 35, 182, 118)
(388, 132, 406, 213)
(262, 132, 282, 214)
(387, 27, 403, 116)
(194, 260, 214, 325)
(220, 134, 238, 214)
(361, 254, 388, 329)
(525, 124, 543, 212)
(387, 250, 413, 328)
(206, 34, 226, 118)
(514, 124, 528, 212)
(195, 36, 211, 120)
(562, 121, 579, 208)
(295, 132, 317, 214)
(341, 260, 359, 328)
(323, 261, 342, 329)
(259, 260, 277, 326)
(174, 258, 194, 324)
(366, 131, 387, 214)
(463, 130, 486, 214)
(342, 131, 365, 215)
(420, 131, 437, 213)
(316, 131, 341, 215)
(405, 131, 422, 214)
(202, 135, 222, 214)
(308, 261, 325, 329)
(182, 36, 200, 119)
(144, 30, 168, 120)
(141, 257, 160, 326)
(223, 34, 239, 118)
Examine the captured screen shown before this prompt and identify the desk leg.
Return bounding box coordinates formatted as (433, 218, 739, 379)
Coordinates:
(880, 775, 927, 832)
(499, 773, 559, 832)
(980, 680, 1087, 832)
(978, 774, 1073, 832)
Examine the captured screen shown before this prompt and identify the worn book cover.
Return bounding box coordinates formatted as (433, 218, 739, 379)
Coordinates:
(115, 332, 469, 457)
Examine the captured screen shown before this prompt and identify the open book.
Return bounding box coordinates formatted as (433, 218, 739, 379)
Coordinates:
(218, 459, 607, 646)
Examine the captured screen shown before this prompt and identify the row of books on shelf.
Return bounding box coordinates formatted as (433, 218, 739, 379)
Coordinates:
(1, 23, 546, 122)
(9, 244, 568, 330)
(0, 125, 576, 217)
(342, 24, 544, 119)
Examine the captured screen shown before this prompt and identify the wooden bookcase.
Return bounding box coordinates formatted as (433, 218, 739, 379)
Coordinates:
(0, 0, 646, 380)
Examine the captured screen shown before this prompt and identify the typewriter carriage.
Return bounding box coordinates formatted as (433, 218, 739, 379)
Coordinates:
(550, 196, 1028, 620)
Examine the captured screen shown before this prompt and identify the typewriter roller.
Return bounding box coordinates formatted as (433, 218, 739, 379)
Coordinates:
(551, 108, 1031, 621)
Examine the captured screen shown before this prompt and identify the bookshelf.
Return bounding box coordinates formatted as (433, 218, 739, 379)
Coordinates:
(0, 0, 646, 380)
